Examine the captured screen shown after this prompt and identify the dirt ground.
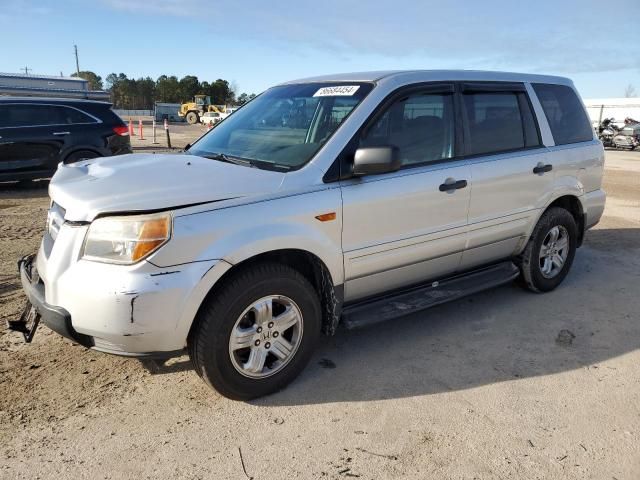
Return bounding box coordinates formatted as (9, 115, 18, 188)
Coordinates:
(0, 148, 639, 480)
(128, 122, 210, 152)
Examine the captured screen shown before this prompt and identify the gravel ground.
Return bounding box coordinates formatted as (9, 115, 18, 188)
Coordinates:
(0, 149, 638, 480)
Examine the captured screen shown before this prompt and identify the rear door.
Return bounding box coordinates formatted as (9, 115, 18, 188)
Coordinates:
(0, 104, 64, 179)
(340, 84, 472, 301)
(459, 82, 552, 270)
(52, 104, 103, 159)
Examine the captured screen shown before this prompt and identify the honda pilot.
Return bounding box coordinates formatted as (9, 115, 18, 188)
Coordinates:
(11, 71, 605, 400)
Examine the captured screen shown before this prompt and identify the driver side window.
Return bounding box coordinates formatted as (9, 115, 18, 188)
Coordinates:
(360, 92, 455, 166)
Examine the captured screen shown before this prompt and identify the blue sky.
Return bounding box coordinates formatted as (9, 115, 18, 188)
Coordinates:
(1, 0, 639, 98)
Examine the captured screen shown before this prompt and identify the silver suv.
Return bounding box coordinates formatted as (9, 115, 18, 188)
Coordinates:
(14, 71, 605, 399)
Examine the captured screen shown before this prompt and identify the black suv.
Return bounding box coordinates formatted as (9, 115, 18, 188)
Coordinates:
(0, 97, 132, 182)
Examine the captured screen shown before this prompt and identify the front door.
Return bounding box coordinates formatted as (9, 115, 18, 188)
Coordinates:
(0, 103, 64, 179)
(340, 85, 471, 302)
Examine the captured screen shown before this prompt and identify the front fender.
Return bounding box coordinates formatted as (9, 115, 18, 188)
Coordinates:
(148, 188, 344, 285)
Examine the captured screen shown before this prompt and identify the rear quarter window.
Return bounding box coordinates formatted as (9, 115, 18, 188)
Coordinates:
(532, 84, 593, 145)
(55, 106, 97, 124)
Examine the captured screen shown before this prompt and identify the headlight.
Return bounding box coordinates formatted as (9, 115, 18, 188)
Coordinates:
(82, 212, 171, 264)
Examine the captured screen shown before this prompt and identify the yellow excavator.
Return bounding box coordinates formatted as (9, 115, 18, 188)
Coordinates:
(178, 95, 227, 124)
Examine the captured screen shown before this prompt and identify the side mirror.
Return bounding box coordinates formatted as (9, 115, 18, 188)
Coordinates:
(184, 143, 191, 151)
(352, 146, 401, 176)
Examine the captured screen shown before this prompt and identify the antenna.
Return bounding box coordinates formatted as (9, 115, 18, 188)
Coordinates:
(74, 44, 80, 75)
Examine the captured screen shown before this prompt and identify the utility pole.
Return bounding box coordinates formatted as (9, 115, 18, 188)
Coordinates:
(22, 66, 32, 75)
(74, 45, 80, 75)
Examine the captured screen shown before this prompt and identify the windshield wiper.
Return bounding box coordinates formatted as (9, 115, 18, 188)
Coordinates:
(202, 152, 254, 167)
(198, 151, 291, 172)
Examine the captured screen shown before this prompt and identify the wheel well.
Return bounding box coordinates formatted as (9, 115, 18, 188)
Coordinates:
(546, 195, 585, 246)
(63, 148, 102, 163)
(191, 250, 342, 339)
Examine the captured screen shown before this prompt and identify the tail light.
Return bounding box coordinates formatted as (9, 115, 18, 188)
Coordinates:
(112, 125, 129, 136)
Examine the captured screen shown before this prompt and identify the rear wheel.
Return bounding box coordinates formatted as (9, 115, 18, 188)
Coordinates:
(186, 111, 199, 125)
(517, 207, 577, 293)
(64, 150, 101, 163)
(188, 262, 321, 400)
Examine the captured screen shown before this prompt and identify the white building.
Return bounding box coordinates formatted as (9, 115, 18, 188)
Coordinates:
(584, 97, 640, 127)
(0, 72, 109, 100)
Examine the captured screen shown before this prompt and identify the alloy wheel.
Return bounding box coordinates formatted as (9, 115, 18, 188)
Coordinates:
(228, 295, 303, 379)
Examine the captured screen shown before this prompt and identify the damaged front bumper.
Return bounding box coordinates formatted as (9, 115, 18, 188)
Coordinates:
(13, 254, 93, 347)
(15, 242, 224, 358)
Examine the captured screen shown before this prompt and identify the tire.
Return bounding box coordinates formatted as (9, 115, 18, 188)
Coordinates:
(188, 262, 321, 400)
(517, 207, 578, 293)
(186, 111, 199, 125)
(65, 150, 101, 163)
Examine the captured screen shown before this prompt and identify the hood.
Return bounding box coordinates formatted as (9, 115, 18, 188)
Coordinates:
(50, 153, 286, 221)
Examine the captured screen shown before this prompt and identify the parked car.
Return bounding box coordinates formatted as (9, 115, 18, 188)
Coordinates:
(612, 124, 640, 150)
(12, 71, 605, 400)
(200, 111, 223, 126)
(0, 97, 131, 182)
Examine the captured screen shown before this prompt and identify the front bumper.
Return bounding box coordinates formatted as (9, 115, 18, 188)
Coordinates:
(18, 254, 93, 348)
(21, 222, 229, 357)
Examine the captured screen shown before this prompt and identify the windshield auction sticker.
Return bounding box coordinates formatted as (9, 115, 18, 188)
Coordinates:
(313, 85, 360, 97)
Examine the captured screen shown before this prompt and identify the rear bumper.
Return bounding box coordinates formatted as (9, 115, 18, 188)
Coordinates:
(106, 134, 132, 156)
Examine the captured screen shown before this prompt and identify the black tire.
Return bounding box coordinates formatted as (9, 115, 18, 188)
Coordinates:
(188, 262, 321, 400)
(517, 207, 578, 293)
(65, 150, 101, 163)
(186, 111, 199, 125)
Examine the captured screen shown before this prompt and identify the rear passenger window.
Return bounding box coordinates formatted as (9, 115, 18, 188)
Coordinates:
(463, 91, 540, 156)
(532, 84, 593, 145)
(361, 92, 454, 166)
(55, 106, 96, 124)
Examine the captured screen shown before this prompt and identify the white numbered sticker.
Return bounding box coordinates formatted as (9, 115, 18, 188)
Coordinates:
(313, 85, 360, 97)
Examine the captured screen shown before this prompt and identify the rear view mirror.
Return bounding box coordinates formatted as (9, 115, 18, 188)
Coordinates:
(352, 146, 401, 176)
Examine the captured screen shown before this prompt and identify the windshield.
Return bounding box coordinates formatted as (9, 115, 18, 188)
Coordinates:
(188, 82, 373, 170)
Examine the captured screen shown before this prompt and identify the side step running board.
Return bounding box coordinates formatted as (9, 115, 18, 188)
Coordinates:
(341, 261, 520, 330)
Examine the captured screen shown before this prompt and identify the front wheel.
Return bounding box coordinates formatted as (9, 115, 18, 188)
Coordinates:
(188, 263, 321, 400)
(185, 111, 199, 125)
(517, 207, 578, 293)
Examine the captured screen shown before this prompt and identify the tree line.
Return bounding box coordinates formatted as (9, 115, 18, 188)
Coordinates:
(72, 71, 257, 109)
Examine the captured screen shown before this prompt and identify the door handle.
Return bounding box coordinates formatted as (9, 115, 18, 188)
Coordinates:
(52, 131, 70, 136)
(439, 179, 468, 192)
(533, 163, 553, 174)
